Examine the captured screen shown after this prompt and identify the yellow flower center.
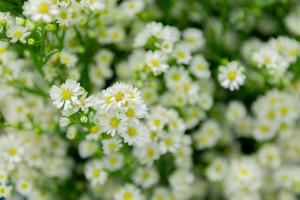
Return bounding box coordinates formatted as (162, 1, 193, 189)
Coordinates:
(126, 108, 135, 118)
(177, 51, 185, 58)
(13, 31, 23, 39)
(164, 138, 173, 146)
(153, 119, 161, 127)
(146, 149, 154, 158)
(171, 73, 181, 81)
(240, 168, 248, 176)
(127, 2, 136, 9)
(9, 148, 17, 156)
(109, 117, 120, 128)
(263, 56, 271, 64)
(259, 125, 269, 133)
(196, 64, 205, 71)
(62, 57, 70, 63)
(21, 183, 28, 190)
(123, 192, 133, 200)
(0, 47, 6, 54)
(61, 88, 73, 100)
(39, 2, 50, 14)
(127, 127, 137, 137)
(151, 59, 160, 67)
(90, 125, 100, 133)
(227, 70, 237, 81)
(60, 11, 68, 20)
(92, 169, 101, 177)
(115, 92, 124, 102)
(108, 143, 117, 151)
(109, 156, 118, 165)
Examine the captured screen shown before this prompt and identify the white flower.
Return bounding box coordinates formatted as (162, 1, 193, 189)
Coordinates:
(102, 137, 122, 155)
(120, 0, 144, 17)
(253, 120, 277, 141)
(206, 158, 228, 182)
(84, 160, 107, 186)
(133, 143, 161, 165)
(81, 0, 105, 11)
(159, 133, 180, 154)
(49, 79, 85, 110)
(98, 82, 147, 120)
(173, 44, 192, 64)
(78, 141, 98, 158)
(225, 158, 262, 196)
(0, 185, 11, 198)
(133, 167, 159, 188)
(56, 7, 73, 26)
(60, 51, 78, 68)
(218, 61, 246, 91)
(16, 179, 32, 196)
(258, 144, 281, 169)
(102, 153, 124, 171)
(100, 112, 127, 136)
(120, 120, 149, 146)
(183, 28, 205, 51)
(23, 0, 58, 22)
(114, 184, 143, 200)
(7, 25, 30, 43)
(145, 51, 169, 75)
(193, 120, 222, 150)
(190, 55, 211, 79)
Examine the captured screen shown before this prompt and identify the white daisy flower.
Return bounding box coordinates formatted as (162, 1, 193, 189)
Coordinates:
(114, 184, 143, 200)
(218, 61, 246, 91)
(78, 141, 98, 158)
(102, 137, 122, 155)
(253, 120, 277, 141)
(49, 79, 85, 110)
(7, 25, 30, 43)
(145, 51, 169, 75)
(102, 152, 124, 171)
(133, 167, 159, 188)
(120, 120, 149, 146)
(16, 179, 32, 196)
(60, 51, 78, 68)
(190, 55, 211, 79)
(100, 112, 127, 136)
(120, 0, 144, 17)
(84, 160, 107, 186)
(23, 0, 59, 22)
(81, 0, 105, 11)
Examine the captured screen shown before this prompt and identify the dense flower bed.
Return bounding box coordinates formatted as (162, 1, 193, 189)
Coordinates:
(0, 0, 300, 199)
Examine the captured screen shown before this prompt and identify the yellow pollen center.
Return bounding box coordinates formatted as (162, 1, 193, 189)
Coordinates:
(39, 2, 50, 14)
(164, 138, 173, 146)
(123, 192, 133, 200)
(61, 88, 73, 100)
(90, 125, 100, 133)
(109, 117, 120, 128)
(227, 71, 237, 81)
(127, 127, 138, 137)
(172, 73, 181, 81)
(126, 109, 135, 118)
(151, 59, 160, 67)
(108, 143, 117, 151)
(115, 92, 124, 102)
(9, 148, 17, 156)
(92, 169, 101, 177)
(153, 119, 161, 127)
(0, 47, 6, 54)
(177, 51, 185, 58)
(240, 169, 248, 176)
(13, 31, 23, 39)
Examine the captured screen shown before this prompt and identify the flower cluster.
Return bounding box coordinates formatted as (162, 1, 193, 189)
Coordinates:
(0, 0, 300, 200)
